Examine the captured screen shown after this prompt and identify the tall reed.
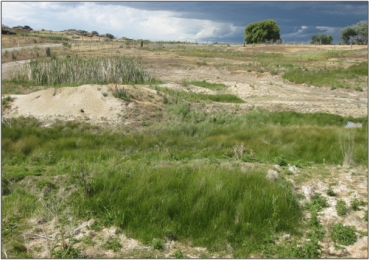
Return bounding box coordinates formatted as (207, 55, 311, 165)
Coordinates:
(12, 56, 155, 85)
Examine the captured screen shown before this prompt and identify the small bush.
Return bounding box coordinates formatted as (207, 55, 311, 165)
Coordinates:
(62, 41, 71, 48)
(181, 80, 189, 87)
(171, 250, 188, 258)
(327, 187, 336, 196)
(152, 238, 164, 251)
(330, 223, 357, 246)
(308, 193, 329, 210)
(2, 96, 14, 109)
(350, 198, 365, 211)
(113, 89, 130, 101)
(336, 199, 347, 216)
(275, 155, 287, 166)
(190, 80, 226, 90)
(103, 237, 122, 252)
(46, 47, 51, 57)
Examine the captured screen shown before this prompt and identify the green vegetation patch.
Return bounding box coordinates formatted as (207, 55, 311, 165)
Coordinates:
(77, 164, 302, 254)
(2, 110, 367, 168)
(282, 62, 368, 89)
(158, 87, 244, 103)
(189, 80, 227, 90)
(330, 223, 357, 246)
(336, 199, 347, 216)
(1, 108, 368, 257)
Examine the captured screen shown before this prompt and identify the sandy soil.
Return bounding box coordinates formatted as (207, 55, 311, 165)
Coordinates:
(2, 84, 165, 128)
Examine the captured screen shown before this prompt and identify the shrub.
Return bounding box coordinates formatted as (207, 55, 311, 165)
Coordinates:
(275, 155, 287, 166)
(327, 187, 336, 196)
(350, 198, 365, 211)
(102, 237, 122, 252)
(46, 47, 51, 57)
(113, 88, 130, 101)
(330, 223, 357, 246)
(2, 96, 14, 109)
(336, 199, 347, 216)
(308, 193, 329, 210)
(152, 238, 164, 251)
(171, 250, 188, 258)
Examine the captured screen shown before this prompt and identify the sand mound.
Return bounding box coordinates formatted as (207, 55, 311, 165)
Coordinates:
(2, 84, 164, 127)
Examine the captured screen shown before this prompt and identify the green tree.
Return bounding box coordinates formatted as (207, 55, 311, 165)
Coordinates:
(340, 20, 368, 44)
(244, 19, 281, 44)
(311, 34, 333, 45)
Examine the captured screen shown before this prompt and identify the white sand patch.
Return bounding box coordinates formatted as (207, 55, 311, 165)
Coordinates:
(3, 84, 126, 125)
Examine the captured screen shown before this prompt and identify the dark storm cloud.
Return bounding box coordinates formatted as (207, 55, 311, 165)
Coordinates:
(96, 1, 367, 26)
(94, 1, 367, 43)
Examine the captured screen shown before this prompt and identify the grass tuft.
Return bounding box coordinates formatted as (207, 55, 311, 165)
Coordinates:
(330, 223, 357, 246)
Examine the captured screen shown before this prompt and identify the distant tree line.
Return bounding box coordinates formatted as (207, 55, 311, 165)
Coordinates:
(310, 34, 333, 45)
(310, 20, 368, 45)
(244, 19, 367, 46)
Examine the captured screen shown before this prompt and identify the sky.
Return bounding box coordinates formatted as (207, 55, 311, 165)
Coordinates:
(1, 1, 368, 44)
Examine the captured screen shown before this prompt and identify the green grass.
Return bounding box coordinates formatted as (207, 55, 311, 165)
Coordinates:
(1, 109, 368, 257)
(336, 200, 347, 216)
(188, 80, 227, 91)
(350, 198, 366, 211)
(158, 87, 244, 103)
(282, 62, 368, 89)
(2, 110, 367, 167)
(330, 223, 357, 246)
(113, 88, 131, 101)
(2, 96, 14, 109)
(75, 163, 301, 255)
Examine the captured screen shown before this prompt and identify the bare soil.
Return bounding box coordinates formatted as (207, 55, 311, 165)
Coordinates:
(2, 44, 367, 122)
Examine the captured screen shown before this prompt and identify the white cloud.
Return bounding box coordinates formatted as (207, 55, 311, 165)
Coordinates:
(281, 25, 309, 39)
(316, 26, 339, 34)
(1, 2, 242, 42)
